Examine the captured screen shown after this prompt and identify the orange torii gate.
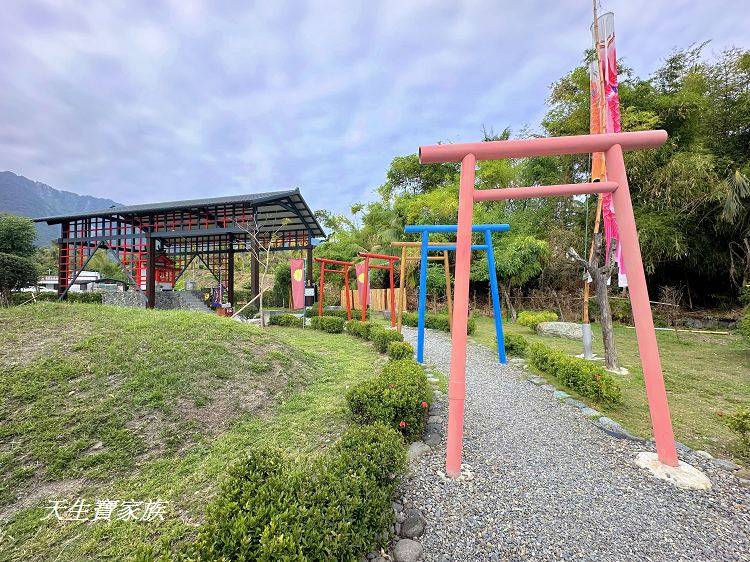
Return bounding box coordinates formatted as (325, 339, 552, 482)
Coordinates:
(357, 252, 399, 327)
(314, 257, 354, 321)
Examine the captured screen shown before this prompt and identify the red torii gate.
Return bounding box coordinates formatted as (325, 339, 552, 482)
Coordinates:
(419, 130, 680, 477)
(357, 252, 399, 327)
(314, 257, 354, 321)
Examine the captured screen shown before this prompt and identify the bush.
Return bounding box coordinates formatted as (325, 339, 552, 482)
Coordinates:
(738, 308, 750, 345)
(186, 423, 405, 561)
(346, 319, 368, 338)
(517, 310, 558, 330)
(8, 291, 103, 306)
(401, 311, 476, 335)
(332, 422, 407, 486)
(741, 285, 750, 307)
(388, 341, 414, 361)
(309, 315, 345, 333)
(504, 333, 528, 356)
(527, 342, 622, 406)
(346, 359, 432, 440)
(366, 322, 386, 341)
(722, 408, 750, 461)
(305, 307, 368, 320)
(268, 313, 304, 328)
(373, 328, 404, 353)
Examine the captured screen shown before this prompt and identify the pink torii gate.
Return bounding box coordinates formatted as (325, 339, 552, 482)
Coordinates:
(419, 130, 679, 477)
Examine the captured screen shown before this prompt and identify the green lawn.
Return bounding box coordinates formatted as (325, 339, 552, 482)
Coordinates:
(0, 303, 385, 561)
(471, 315, 750, 463)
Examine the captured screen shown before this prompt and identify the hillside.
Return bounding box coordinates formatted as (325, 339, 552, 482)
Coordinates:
(0, 303, 383, 560)
(0, 171, 120, 245)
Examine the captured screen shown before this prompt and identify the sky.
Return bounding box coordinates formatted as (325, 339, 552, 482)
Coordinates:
(2, 0, 749, 214)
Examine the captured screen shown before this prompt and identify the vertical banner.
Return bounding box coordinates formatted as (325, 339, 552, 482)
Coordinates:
(290, 258, 305, 309)
(592, 11, 626, 286)
(355, 261, 369, 309)
(589, 60, 606, 182)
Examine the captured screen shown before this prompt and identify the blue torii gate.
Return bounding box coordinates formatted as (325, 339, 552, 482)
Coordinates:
(404, 223, 509, 364)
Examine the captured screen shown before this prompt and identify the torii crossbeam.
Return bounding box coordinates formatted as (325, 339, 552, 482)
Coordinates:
(419, 130, 680, 477)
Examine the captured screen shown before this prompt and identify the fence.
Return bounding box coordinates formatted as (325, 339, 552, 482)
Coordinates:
(341, 288, 405, 312)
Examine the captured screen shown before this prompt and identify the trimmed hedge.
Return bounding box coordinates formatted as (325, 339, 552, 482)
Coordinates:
(268, 313, 304, 328)
(8, 291, 103, 306)
(309, 315, 345, 333)
(401, 311, 476, 335)
(388, 341, 414, 361)
(373, 328, 404, 353)
(185, 423, 405, 561)
(305, 307, 369, 320)
(517, 310, 558, 330)
(504, 333, 528, 356)
(346, 359, 432, 440)
(527, 342, 622, 406)
(346, 319, 368, 338)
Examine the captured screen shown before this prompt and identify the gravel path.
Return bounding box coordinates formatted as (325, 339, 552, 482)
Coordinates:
(399, 327, 750, 561)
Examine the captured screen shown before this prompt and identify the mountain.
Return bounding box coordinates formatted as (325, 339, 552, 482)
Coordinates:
(0, 171, 121, 245)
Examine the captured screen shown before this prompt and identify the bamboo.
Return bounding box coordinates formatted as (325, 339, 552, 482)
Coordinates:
(582, 0, 607, 325)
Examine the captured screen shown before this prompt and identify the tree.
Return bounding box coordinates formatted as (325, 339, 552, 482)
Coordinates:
(0, 214, 36, 257)
(494, 236, 550, 320)
(0, 253, 39, 306)
(233, 217, 291, 326)
(567, 234, 619, 371)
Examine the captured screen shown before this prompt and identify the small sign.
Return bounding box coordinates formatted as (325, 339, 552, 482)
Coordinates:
(304, 287, 315, 297)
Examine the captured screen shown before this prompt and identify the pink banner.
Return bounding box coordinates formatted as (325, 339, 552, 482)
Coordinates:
(290, 259, 305, 308)
(355, 261, 369, 309)
(592, 12, 626, 286)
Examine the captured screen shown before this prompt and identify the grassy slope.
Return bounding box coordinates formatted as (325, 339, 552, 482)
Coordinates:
(471, 316, 750, 462)
(0, 303, 385, 561)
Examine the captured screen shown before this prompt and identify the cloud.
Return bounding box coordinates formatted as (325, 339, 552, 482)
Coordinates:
(1, 0, 748, 214)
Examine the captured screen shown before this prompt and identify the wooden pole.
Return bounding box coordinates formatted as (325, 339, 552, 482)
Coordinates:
(397, 247, 407, 330)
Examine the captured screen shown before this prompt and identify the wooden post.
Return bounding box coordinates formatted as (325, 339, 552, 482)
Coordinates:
(146, 234, 156, 309)
(227, 234, 235, 306)
(397, 247, 407, 330)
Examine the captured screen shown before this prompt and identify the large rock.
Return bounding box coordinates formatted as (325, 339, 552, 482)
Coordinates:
(394, 539, 424, 562)
(407, 441, 431, 462)
(536, 321, 586, 340)
(400, 510, 426, 538)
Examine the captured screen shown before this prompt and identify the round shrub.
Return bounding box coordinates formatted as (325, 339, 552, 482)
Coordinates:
(373, 328, 404, 353)
(517, 310, 558, 330)
(346, 319, 368, 338)
(366, 323, 386, 342)
(269, 313, 304, 328)
(346, 359, 432, 440)
(332, 422, 406, 486)
(309, 315, 345, 333)
(388, 341, 414, 361)
(504, 333, 528, 356)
